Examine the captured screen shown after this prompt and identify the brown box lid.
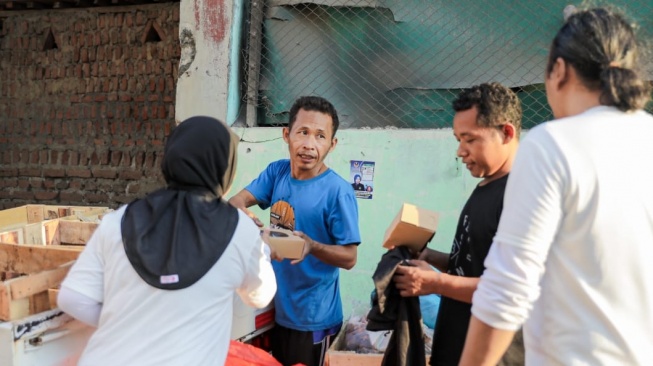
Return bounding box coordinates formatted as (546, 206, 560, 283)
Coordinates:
(382, 203, 439, 252)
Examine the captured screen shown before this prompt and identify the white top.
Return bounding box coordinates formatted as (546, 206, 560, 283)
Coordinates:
(60, 206, 276, 366)
(472, 106, 653, 365)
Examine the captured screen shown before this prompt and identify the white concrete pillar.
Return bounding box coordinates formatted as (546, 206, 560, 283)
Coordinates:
(175, 0, 234, 123)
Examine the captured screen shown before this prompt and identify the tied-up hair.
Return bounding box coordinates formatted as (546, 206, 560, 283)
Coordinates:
(547, 7, 651, 112)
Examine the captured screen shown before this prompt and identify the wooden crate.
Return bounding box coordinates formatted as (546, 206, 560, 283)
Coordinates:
(0, 205, 107, 321)
(23, 219, 100, 246)
(0, 206, 109, 246)
(0, 204, 108, 231)
(48, 288, 60, 309)
(0, 243, 80, 321)
(0, 227, 23, 245)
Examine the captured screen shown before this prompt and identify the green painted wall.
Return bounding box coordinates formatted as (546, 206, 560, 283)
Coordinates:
(229, 127, 480, 316)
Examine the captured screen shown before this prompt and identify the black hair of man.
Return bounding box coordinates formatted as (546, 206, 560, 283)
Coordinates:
(452, 82, 523, 138)
(288, 96, 340, 138)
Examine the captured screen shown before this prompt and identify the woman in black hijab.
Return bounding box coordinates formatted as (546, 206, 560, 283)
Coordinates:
(122, 115, 241, 289)
(58, 117, 276, 366)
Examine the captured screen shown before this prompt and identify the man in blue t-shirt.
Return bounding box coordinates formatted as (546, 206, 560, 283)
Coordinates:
(229, 96, 361, 366)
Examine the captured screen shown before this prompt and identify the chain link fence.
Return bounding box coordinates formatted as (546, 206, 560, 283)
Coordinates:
(241, 0, 653, 129)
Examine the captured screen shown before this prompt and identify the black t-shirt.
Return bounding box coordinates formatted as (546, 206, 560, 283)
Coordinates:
(429, 174, 508, 366)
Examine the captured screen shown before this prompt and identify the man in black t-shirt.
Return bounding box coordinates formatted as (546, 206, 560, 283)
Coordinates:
(393, 83, 524, 366)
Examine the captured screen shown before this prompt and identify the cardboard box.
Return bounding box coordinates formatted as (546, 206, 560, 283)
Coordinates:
(382, 203, 439, 252)
(325, 326, 383, 366)
(325, 318, 430, 366)
(264, 228, 305, 259)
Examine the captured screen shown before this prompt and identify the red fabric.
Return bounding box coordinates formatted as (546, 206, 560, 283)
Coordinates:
(225, 341, 282, 366)
(225, 340, 305, 366)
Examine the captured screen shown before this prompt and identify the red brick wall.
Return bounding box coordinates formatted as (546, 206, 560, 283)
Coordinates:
(0, 3, 180, 209)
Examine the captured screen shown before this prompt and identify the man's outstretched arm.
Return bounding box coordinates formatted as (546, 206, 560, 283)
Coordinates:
(291, 232, 358, 269)
(228, 189, 264, 227)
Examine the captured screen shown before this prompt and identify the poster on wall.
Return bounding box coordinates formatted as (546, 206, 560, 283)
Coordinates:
(350, 160, 375, 199)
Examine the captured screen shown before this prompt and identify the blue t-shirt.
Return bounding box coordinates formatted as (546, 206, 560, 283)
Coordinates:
(246, 159, 361, 331)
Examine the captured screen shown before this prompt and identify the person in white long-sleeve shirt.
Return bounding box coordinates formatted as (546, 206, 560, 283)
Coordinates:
(460, 7, 653, 366)
(58, 117, 276, 366)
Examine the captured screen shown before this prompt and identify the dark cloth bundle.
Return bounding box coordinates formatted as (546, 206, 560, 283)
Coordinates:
(367, 247, 425, 366)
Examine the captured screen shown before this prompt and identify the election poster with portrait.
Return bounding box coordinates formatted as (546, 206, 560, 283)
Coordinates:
(350, 160, 375, 199)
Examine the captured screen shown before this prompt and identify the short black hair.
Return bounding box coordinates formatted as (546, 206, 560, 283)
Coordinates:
(288, 96, 340, 138)
(452, 82, 522, 137)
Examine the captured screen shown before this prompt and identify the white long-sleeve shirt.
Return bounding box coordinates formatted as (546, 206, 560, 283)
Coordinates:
(472, 106, 653, 365)
(59, 206, 276, 366)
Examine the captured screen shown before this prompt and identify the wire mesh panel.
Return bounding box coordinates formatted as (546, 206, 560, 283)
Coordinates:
(242, 0, 653, 128)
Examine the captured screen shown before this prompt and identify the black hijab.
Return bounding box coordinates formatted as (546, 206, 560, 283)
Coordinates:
(121, 116, 240, 290)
